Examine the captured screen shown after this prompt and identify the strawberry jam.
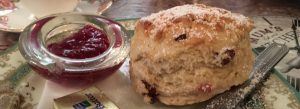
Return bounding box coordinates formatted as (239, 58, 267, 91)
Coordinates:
(29, 25, 118, 87)
(31, 25, 116, 86)
(19, 14, 130, 87)
(47, 25, 109, 59)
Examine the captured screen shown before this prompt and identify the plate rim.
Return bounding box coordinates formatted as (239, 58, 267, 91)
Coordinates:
(1, 0, 118, 33)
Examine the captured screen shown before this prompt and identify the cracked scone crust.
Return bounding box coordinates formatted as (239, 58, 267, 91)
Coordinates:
(129, 4, 254, 105)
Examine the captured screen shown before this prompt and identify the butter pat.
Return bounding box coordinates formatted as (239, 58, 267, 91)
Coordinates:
(54, 87, 119, 109)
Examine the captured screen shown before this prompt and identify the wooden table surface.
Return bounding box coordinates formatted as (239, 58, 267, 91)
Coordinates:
(1, 0, 300, 51)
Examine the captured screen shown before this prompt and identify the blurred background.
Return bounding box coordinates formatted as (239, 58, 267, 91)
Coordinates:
(1, 0, 300, 50)
(103, 0, 300, 19)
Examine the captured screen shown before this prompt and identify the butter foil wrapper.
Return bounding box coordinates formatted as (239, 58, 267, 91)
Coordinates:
(54, 87, 119, 109)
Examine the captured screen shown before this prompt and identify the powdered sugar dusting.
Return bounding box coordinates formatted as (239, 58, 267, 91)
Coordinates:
(205, 43, 289, 109)
(140, 4, 251, 39)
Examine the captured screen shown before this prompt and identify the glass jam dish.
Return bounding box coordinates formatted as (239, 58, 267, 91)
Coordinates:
(18, 13, 130, 87)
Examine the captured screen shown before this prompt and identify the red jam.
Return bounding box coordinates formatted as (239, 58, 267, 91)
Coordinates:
(19, 14, 130, 88)
(30, 25, 122, 87)
(47, 25, 110, 59)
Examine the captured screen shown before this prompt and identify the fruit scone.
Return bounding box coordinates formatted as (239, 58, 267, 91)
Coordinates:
(129, 4, 254, 105)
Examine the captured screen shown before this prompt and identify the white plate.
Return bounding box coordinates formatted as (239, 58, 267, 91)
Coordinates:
(0, 0, 112, 33)
(0, 0, 35, 32)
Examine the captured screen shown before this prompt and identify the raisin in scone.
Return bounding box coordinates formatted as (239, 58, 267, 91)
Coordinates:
(129, 4, 254, 105)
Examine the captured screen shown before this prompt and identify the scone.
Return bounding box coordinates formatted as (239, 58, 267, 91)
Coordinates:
(129, 4, 254, 105)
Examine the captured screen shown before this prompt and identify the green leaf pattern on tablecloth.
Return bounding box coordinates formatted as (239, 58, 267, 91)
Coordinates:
(0, 45, 26, 82)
